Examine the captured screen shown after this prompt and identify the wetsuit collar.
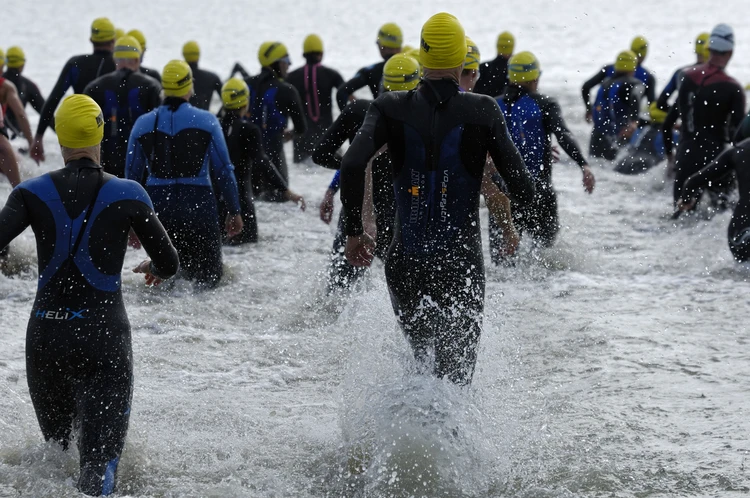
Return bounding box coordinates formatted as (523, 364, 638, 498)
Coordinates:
(162, 97, 190, 111)
(420, 78, 459, 106)
(93, 49, 113, 57)
(188, 62, 199, 71)
(64, 158, 103, 170)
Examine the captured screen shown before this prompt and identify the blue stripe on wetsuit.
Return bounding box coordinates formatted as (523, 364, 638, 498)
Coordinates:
(125, 103, 241, 214)
(19, 175, 153, 292)
(329, 170, 341, 192)
(250, 86, 287, 138)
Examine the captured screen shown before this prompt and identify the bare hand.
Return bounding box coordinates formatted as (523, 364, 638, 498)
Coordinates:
(585, 110, 593, 124)
(285, 189, 306, 211)
(345, 233, 376, 267)
(677, 197, 696, 212)
(225, 213, 244, 238)
(582, 165, 595, 194)
(551, 145, 561, 163)
(319, 189, 335, 224)
(282, 130, 295, 142)
(30, 137, 45, 163)
(133, 259, 163, 286)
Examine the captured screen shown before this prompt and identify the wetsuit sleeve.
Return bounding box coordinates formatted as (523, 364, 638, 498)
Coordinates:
(340, 101, 387, 236)
(213, 73, 223, 101)
(682, 147, 737, 199)
(486, 101, 535, 206)
(541, 97, 587, 168)
(26, 79, 46, 115)
(645, 72, 656, 103)
(332, 70, 346, 111)
(728, 85, 747, 141)
(735, 113, 750, 143)
(656, 70, 679, 111)
(336, 67, 370, 109)
(208, 119, 242, 215)
(312, 104, 358, 170)
(247, 124, 288, 191)
(128, 186, 180, 279)
(231, 63, 251, 80)
(581, 67, 607, 113)
(662, 105, 680, 155)
(125, 118, 150, 184)
(36, 58, 76, 137)
(328, 170, 341, 192)
(0, 188, 31, 251)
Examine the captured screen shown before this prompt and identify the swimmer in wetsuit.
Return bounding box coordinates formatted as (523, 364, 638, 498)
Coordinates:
(664, 24, 746, 209)
(678, 138, 750, 261)
(218, 78, 305, 244)
(313, 53, 421, 291)
(335, 23, 403, 109)
(84, 36, 161, 178)
(0, 94, 179, 496)
(126, 30, 161, 83)
(588, 50, 646, 160)
(473, 31, 514, 97)
(2, 46, 46, 139)
(491, 51, 595, 257)
(126, 60, 243, 288)
(340, 13, 534, 385)
(655, 32, 709, 112)
(243, 41, 306, 191)
(30, 18, 117, 163)
(182, 41, 223, 110)
(286, 34, 345, 163)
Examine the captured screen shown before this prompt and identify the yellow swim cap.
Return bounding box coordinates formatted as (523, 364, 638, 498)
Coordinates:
(695, 32, 710, 57)
(127, 29, 147, 51)
(377, 23, 403, 49)
(631, 35, 648, 58)
(258, 41, 289, 67)
(382, 54, 421, 92)
(496, 31, 515, 57)
(162, 60, 193, 97)
(115, 28, 125, 41)
(614, 50, 638, 73)
(56, 94, 104, 148)
(90, 18, 116, 43)
(113, 36, 142, 60)
(182, 41, 200, 63)
(508, 51, 541, 83)
(464, 36, 480, 70)
(0, 48, 5, 68)
(420, 13, 466, 70)
(6, 46, 25, 68)
(303, 34, 323, 54)
(222, 78, 250, 110)
(648, 102, 667, 124)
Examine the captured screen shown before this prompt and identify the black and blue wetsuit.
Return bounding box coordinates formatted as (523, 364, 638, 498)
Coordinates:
(0, 159, 178, 496)
(187, 62, 222, 111)
(312, 99, 396, 290)
(126, 97, 241, 287)
(473, 55, 509, 97)
(664, 63, 746, 207)
(244, 67, 306, 187)
(36, 50, 116, 138)
(582, 63, 655, 110)
(588, 74, 645, 159)
(2, 68, 45, 137)
(84, 68, 162, 177)
(218, 112, 288, 244)
(335, 60, 387, 110)
(340, 79, 534, 385)
(682, 139, 750, 261)
(614, 123, 678, 175)
(655, 63, 697, 111)
(492, 85, 588, 254)
(287, 60, 345, 163)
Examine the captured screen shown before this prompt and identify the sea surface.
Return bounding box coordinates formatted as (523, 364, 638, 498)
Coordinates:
(1, 0, 750, 496)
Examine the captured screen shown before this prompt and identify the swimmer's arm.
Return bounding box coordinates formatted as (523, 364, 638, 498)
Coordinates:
(542, 97, 588, 168)
(125, 122, 149, 184)
(248, 124, 288, 191)
(645, 72, 656, 104)
(130, 200, 180, 280)
(656, 71, 679, 111)
(340, 102, 387, 236)
(230, 63, 251, 80)
(36, 58, 74, 138)
(0, 189, 31, 251)
(285, 85, 308, 136)
(3, 81, 34, 147)
(581, 67, 607, 113)
(486, 103, 535, 207)
(27, 79, 46, 115)
(312, 104, 359, 170)
(332, 70, 346, 111)
(336, 69, 368, 109)
(662, 106, 680, 157)
(728, 86, 747, 141)
(208, 121, 242, 215)
(482, 161, 519, 255)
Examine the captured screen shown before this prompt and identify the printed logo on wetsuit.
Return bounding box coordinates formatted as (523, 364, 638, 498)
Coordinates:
(34, 308, 88, 321)
(408, 170, 425, 224)
(440, 169, 449, 223)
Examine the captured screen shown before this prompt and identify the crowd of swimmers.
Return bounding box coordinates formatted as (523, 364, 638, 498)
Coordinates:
(0, 14, 748, 495)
